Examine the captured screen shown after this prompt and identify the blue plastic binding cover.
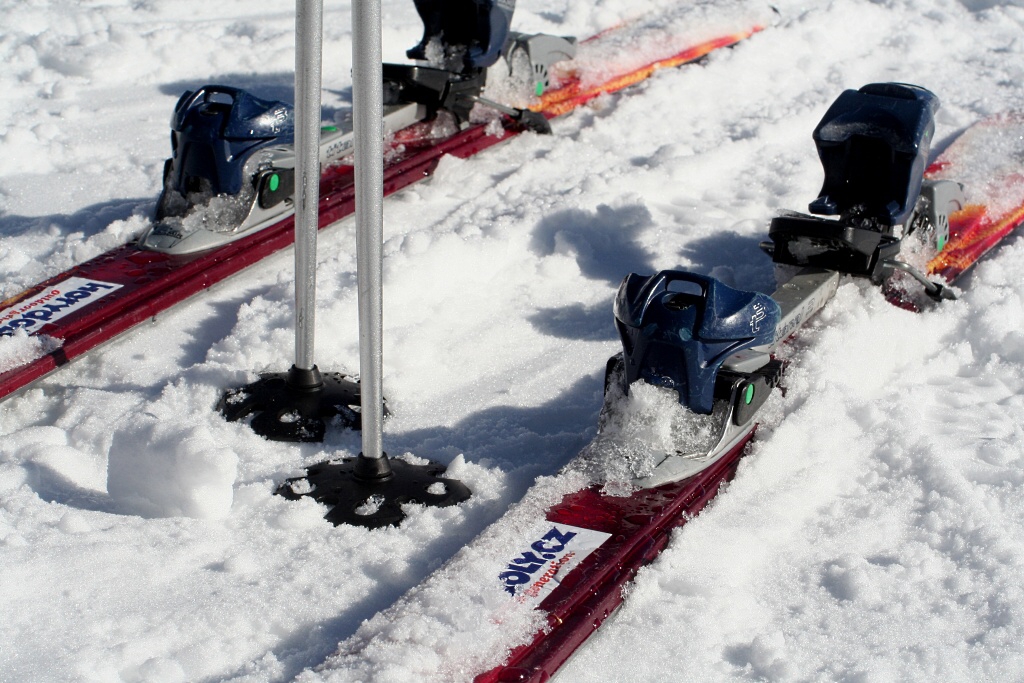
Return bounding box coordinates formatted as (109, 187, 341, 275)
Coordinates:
(613, 271, 781, 414)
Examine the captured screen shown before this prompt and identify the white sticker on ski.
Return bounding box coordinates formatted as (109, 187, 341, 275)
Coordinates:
(500, 522, 612, 605)
(0, 277, 123, 336)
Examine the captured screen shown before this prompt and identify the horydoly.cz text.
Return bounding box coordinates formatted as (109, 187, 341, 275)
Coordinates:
(500, 523, 612, 605)
(0, 278, 123, 336)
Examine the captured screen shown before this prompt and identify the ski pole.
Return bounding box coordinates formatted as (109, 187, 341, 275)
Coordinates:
(294, 0, 324, 375)
(353, 0, 387, 468)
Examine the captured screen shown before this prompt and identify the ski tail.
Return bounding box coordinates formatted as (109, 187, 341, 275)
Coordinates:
(536, 27, 763, 117)
(924, 113, 1024, 281)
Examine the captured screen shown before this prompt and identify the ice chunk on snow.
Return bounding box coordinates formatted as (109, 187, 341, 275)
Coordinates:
(107, 420, 238, 520)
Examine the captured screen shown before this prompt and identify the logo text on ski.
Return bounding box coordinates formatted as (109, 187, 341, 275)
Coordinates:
(499, 523, 611, 605)
(0, 278, 123, 336)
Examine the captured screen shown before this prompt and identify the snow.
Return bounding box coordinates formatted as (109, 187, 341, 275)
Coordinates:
(0, 329, 62, 374)
(930, 114, 1024, 218)
(2, 0, 1024, 681)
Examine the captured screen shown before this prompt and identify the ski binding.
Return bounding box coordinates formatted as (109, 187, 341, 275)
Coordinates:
(606, 267, 838, 488)
(603, 83, 975, 488)
(138, 0, 575, 256)
(762, 82, 964, 302)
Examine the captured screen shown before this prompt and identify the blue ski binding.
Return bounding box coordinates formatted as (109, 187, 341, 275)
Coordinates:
(611, 271, 782, 418)
(764, 82, 960, 300)
(155, 86, 294, 224)
(406, 0, 515, 71)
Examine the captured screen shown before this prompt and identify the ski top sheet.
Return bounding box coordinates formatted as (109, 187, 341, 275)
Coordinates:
(924, 114, 1024, 282)
(472, 434, 755, 683)
(0, 3, 769, 403)
(298, 108, 1024, 683)
(535, 4, 767, 117)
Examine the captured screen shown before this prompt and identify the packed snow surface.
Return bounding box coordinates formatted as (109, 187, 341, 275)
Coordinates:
(3, 0, 1024, 681)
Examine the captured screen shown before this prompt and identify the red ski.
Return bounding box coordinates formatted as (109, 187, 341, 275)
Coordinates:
(473, 434, 753, 683)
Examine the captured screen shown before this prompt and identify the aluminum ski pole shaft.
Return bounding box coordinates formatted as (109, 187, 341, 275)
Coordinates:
(353, 0, 385, 460)
(294, 0, 324, 371)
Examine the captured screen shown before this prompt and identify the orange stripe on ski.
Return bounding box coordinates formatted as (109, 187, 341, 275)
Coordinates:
(927, 202, 1024, 279)
(533, 27, 763, 118)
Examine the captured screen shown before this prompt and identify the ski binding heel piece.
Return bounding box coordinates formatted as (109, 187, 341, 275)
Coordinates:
(764, 82, 970, 301)
(763, 83, 964, 298)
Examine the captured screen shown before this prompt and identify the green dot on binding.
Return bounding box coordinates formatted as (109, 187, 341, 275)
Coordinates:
(535, 81, 544, 97)
(269, 173, 280, 192)
(321, 125, 338, 132)
(743, 383, 755, 404)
